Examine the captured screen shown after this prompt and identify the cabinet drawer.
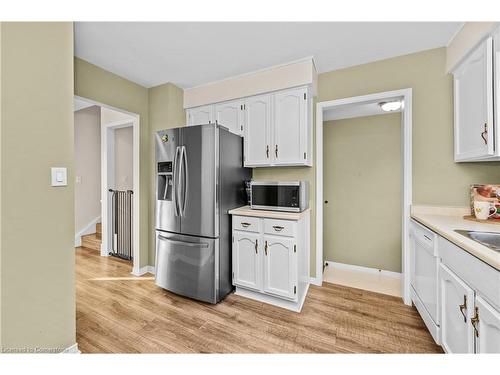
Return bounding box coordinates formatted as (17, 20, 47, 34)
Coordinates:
(264, 218, 296, 237)
(411, 219, 437, 255)
(233, 215, 261, 233)
(439, 236, 500, 310)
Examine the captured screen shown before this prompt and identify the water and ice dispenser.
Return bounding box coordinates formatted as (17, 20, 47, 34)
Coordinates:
(157, 161, 173, 201)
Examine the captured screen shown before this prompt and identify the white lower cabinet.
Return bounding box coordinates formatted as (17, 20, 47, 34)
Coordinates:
(230, 210, 310, 312)
(411, 219, 500, 353)
(232, 231, 261, 291)
(439, 263, 475, 353)
(475, 296, 500, 353)
(263, 235, 297, 300)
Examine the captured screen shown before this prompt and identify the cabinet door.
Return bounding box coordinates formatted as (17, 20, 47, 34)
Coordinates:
(244, 94, 272, 166)
(453, 37, 494, 161)
(439, 263, 475, 353)
(475, 296, 500, 353)
(215, 99, 244, 136)
(233, 231, 261, 291)
(262, 235, 296, 300)
(273, 87, 307, 165)
(186, 105, 214, 126)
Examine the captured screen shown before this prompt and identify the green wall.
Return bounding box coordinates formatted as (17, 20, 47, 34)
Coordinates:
(319, 47, 500, 206)
(74, 58, 150, 267)
(324, 114, 402, 272)
(148, 83, 185, 264)
(1, 22, 75, 352)
(74, 59, 186, 267)
(257, 47, 500, 277)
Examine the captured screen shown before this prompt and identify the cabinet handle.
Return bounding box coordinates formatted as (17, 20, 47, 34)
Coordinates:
(273, 225, 284, 232)
(265, 240, 268, 256)
(241, 222, 251, 228)
(459, 295, 467, 323)
(275, 144, 278, 158)
(266, 145, 269, 158)
(255, 239, 258, 254)
(471, 306, 479, 337)
(481, 123, 488, 145)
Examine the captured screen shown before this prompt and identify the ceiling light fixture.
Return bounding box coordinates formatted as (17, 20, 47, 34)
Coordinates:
(379, 101, 402, 112)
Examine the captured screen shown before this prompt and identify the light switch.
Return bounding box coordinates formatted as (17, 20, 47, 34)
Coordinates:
(51, 167, 67, 187)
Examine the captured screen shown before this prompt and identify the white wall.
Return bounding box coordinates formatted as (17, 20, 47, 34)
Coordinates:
(114, 126, 133, 190)
(74, 105, 101, 233)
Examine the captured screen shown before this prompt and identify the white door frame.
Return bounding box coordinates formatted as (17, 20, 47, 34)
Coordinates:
(74, 95, 140, 274)
(315, 88, 413, 305)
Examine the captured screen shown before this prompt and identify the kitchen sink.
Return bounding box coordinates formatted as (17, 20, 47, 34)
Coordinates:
(454, 230, 500, 252)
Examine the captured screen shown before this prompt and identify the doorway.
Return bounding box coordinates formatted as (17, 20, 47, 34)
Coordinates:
(315, 89, 413, 305)
(74, 96, 140, 274)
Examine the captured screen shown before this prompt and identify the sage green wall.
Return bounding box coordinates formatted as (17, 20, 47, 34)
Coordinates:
(257, 47, 500, 278)
(148, 83, 185, 264)
(74, 60, 185, 267)
(319, 47, 500, 206)
(1, 22, 75, 351)
(324, 114, 402, 272)
(74, 57, 150, 268)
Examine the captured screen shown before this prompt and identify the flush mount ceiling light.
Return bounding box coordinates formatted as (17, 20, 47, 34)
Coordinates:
(379, 100, 402, 112)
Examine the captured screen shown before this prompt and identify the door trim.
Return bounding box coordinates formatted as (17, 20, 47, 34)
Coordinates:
(315, 88, 412, 305)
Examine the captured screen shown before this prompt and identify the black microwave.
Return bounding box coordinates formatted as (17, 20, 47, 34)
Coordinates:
(250, 181, 309, 212)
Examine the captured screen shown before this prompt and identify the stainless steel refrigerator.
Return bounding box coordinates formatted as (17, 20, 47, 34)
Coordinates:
(154, 123, 251, 303)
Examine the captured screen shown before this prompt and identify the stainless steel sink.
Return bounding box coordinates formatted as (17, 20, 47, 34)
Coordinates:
(454, 230, 500, 252)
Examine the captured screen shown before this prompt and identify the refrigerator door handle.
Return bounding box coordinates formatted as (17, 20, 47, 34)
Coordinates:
(157, 234, 209, 248)
(172, 146, 181, 216)
(180, 145, 189, 217)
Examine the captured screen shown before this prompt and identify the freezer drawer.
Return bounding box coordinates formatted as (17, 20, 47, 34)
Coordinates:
(155, 231, 217, 303)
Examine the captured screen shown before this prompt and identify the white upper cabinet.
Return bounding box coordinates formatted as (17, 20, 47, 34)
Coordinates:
(184, 85, 313, 167)
(273, 87, 308, 165)
(186, 105, 214, 126)
(215, 99, 244, 136)
(453, 35, 497, 161)
(244, 94, 272, 166)
(439, 263, 475, 353)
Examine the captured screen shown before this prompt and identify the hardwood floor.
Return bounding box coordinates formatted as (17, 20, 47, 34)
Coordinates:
(76, 246, 443, 353)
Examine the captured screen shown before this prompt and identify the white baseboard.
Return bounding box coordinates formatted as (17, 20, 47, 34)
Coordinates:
(61, 343, 80, 354)
(325, 260, 402, 279)
(131, 265, 155, 276)
(75, 216, 101, 247)
(235, 286, 307, 313)
(309, 277, 323, 286)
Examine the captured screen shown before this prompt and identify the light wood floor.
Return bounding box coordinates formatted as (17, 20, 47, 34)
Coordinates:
(76, 246, 443, 353)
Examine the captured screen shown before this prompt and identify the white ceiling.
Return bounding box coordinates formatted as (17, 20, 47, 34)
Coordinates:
(74, 22, 462, 89)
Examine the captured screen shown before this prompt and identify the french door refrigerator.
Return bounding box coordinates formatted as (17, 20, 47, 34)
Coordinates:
(155, 123, 251, 303)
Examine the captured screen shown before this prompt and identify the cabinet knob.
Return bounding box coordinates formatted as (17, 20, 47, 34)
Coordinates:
(255, 239, 258, 254)
(265, 240, 268, 256)
(275, 145, 278, 158)
(266, 145, 269, 158)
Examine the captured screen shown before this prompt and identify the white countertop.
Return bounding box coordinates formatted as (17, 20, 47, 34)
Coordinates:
(411, 206, 500, 271)
(228, 206, 310, 220)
